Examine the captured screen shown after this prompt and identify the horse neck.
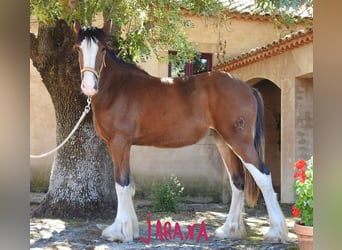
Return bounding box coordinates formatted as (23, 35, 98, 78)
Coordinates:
(100, 54, 124, 85)
(102, 52, 121, 75)
(103, 52, 150, 80)
(95, 53, 133, 105)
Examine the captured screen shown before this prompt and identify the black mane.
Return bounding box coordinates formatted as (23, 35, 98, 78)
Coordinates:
(77, 26, 148, 75)
(77, 26, 106, 45)
(105, 49, 149, 75)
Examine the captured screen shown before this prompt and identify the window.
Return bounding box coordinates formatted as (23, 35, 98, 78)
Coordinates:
(168, 51, 212, 77)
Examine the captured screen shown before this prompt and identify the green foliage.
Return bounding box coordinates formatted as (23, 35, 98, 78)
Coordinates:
(256, 0, 312, 10)
(152, 175, 184, 213)
(30, 0, 228, 65)
(30, 0, 313, 67)
(30, 0, 62, 24)
(256, 0, 313, 31)
(292, 156, 313, 226)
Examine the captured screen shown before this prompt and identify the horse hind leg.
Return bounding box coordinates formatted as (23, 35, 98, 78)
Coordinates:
(243, 160, 289, 243)
(101, 136, 139, 242)
(229, 141, 289, 243)
(212, 131, 246, 240)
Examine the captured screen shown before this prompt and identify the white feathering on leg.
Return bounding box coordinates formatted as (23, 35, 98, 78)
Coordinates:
(243, 163, 289, 243)
(215, 173, 246, 239)
(101, 182, 139, 242)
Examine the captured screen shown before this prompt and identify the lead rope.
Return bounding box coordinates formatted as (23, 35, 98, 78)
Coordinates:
(30, 96, 92, 159)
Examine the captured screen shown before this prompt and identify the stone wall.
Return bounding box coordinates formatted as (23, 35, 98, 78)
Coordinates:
(295, 77, 313, 161)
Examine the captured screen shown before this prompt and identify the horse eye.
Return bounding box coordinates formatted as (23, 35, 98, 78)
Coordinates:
(73, 45, 81, 52)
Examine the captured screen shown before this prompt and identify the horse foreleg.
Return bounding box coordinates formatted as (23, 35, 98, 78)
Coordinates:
(101, 182, 139, 242)
(101, 138, 139, 242)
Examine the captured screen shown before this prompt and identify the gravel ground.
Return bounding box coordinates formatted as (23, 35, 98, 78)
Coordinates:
(30, 194, 299, 250)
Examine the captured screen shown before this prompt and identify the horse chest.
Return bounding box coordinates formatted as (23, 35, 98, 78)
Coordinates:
(92, 106, 134, 143)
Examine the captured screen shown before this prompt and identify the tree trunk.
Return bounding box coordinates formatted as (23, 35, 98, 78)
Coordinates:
(31, 20, 116, 219)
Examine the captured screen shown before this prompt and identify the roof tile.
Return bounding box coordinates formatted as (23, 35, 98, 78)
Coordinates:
(214, 27, 313, 72)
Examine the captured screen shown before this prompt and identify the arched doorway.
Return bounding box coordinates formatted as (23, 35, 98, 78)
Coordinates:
(251, 79, 281, 199)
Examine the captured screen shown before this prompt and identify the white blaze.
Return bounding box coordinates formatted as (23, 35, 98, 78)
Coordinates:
(80, 38, 99, 96)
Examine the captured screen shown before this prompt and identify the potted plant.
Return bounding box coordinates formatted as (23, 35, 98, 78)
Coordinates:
(292, 156, 313, 250)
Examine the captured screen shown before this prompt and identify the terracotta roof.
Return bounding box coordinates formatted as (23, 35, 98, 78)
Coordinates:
(213, 27, 313, 72)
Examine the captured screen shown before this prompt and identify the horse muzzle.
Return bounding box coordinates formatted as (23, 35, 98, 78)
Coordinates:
(81, 79, 98, 96)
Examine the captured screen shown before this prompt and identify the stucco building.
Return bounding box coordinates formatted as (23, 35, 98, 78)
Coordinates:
(214, 28, 313, 202)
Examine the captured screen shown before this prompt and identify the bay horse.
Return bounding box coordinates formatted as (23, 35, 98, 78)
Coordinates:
(73, 20, 288, 243)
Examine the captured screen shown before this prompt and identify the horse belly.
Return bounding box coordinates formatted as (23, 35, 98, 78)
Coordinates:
(133, 115, 209, 148)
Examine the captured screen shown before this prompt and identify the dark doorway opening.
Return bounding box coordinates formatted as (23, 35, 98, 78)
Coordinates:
(253, 79, 281, 199)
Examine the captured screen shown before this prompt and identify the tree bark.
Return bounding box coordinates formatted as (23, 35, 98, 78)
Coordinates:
(31, 20, 116, 219)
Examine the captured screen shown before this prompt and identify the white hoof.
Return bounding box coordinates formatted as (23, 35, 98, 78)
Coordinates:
(215, 226, 228, 240)
(101, 219, 139, 242)
(215, 223, 246, 240)
(264, 225, 289, 243)
(101, 221, 126, 242)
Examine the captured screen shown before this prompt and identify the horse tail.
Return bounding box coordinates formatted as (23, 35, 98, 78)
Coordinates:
(244, 88, 265, 207)
(252, 88, 265, 161)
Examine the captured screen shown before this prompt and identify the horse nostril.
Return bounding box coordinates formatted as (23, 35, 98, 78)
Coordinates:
(82, 81, 93, 88)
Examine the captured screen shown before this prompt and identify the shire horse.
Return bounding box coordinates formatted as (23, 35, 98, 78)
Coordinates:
(73, 20, 288, 243)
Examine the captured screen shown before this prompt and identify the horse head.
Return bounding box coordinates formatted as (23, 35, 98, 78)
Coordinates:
(73, 20, 112, 96)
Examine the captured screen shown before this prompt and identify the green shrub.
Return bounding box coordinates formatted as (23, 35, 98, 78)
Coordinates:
(152, 175, 184, 213)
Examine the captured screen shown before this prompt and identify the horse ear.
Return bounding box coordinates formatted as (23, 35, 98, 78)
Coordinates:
(103, 20, 112, 36)
(73, 20, 81, 34)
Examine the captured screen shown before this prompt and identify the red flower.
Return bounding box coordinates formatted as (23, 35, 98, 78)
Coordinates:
(300, 174, 306, 183)
(292, 205, 300, 217)
(294, 168, 306, 183)
(294, 171, 302, 179)
(295, 160, 307, 170)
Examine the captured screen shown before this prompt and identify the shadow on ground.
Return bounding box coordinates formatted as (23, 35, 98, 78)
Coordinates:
(30, 194, 299, 250)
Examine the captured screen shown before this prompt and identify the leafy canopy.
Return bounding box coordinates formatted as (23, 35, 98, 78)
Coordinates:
(30, 0, 312, 63)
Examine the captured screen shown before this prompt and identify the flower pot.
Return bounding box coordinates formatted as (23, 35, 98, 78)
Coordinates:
(294, 222, 313, 250)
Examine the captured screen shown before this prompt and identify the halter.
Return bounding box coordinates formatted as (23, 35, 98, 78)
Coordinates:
(80, 52, 107, 80)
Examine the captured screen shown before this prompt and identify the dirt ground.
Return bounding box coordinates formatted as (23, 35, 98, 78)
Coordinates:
(30, 194, 299, 249)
